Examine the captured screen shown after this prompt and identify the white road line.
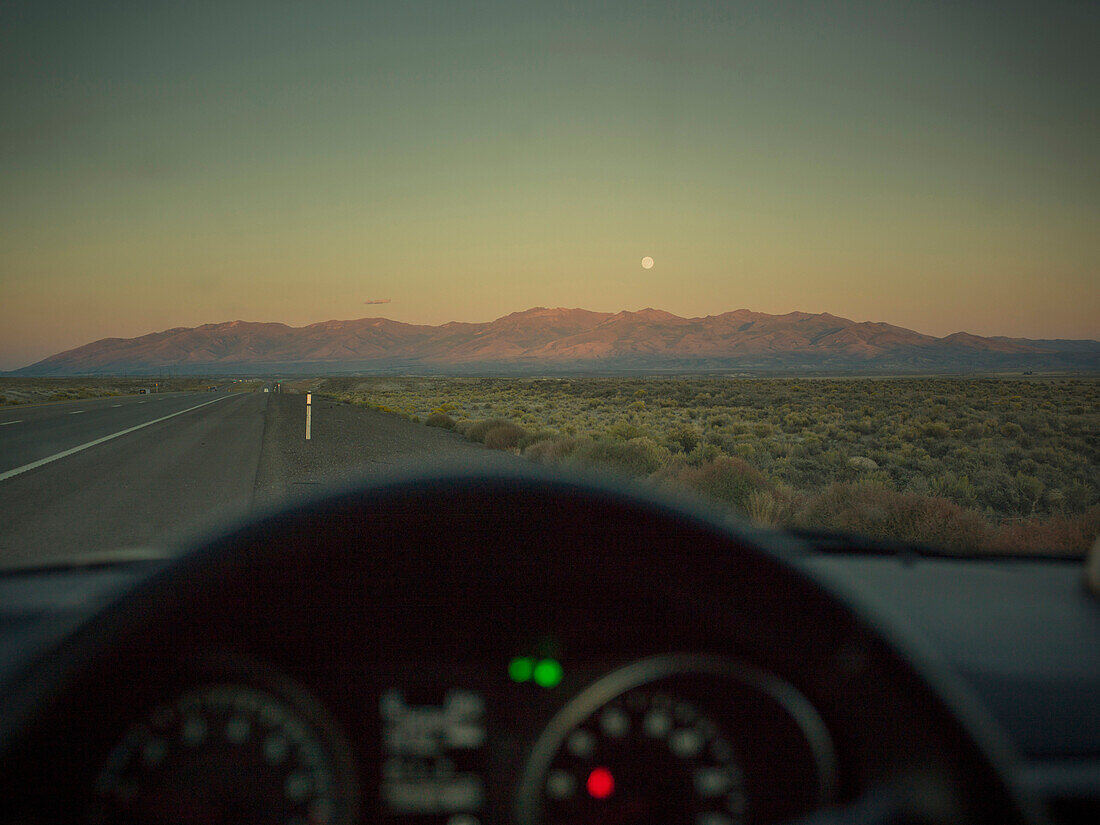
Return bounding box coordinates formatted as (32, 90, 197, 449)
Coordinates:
(0, 420, 22, 426)
(69, 410, 86, 415)
(111, 404, 122, 408)
(0, 395, 233, 483)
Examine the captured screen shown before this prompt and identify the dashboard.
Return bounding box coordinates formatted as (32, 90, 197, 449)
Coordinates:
(0, 466, 1097, 825)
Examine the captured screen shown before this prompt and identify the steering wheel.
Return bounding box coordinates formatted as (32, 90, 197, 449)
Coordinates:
(0, 466, 1048, 825)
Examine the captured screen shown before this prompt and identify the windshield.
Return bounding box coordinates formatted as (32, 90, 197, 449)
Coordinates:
(1, 1, 1097, 563)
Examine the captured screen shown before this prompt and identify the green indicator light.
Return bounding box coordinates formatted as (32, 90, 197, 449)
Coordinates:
(533, 658, 563, 689)
(509, 657, 535, 683)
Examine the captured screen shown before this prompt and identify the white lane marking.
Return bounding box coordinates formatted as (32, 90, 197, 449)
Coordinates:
(0, 395, 233, 483)
(111, 404, 122, 408)
(0, 420, 23, 426)
(69, 410, 86, 415)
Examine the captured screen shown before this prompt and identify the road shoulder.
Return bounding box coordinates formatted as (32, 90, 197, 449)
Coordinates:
(253, 393, 520, 510)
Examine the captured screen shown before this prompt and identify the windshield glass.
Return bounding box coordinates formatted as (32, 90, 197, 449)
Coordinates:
(1, 1, 1097, 563)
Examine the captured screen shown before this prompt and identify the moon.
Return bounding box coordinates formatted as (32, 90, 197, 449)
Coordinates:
(641, 256, 655, 269)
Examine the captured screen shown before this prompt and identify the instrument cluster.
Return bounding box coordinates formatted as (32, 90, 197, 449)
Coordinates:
(87, 652, 835, 825)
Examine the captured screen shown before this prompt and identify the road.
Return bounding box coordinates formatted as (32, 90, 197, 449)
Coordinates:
(0, 389, 517, 565)
(0, 391, 267, 565)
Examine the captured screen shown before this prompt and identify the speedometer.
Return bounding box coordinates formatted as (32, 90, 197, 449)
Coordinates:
(88, 680, 359, 825)
(516, 655, 836, 825)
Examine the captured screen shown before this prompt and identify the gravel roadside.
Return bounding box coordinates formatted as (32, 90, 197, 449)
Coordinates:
(253, 393, 521, 509)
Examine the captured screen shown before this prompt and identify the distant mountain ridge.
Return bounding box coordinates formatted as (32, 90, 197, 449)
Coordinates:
(14, 307, 1100, 375)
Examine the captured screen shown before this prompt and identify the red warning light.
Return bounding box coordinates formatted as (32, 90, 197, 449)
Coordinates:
(586, 766, 615, 799)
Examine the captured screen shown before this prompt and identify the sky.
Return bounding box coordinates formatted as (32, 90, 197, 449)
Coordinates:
(1, 0, 1098, 369)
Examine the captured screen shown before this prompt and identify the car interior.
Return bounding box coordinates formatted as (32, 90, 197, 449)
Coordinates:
(1, 465, 1096, 825)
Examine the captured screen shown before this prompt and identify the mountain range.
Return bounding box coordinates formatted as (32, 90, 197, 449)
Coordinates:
(13, 308, 1100, 375)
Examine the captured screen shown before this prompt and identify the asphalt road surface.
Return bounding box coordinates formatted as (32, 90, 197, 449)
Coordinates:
(0, 390, 516, 565)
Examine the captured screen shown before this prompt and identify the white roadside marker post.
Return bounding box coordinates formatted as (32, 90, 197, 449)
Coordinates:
(306, 393, 312, 441)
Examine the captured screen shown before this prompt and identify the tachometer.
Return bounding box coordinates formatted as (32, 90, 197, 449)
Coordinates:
(516, 655, 836, 825)
(88, 680, 359, 825)
(541, 689, 747, 823)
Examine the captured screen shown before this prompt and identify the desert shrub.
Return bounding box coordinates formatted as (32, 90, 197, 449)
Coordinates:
(482, 422, 528, 450)
(625, 437, 671, 472)
(1012, 473, 1044, 516)
(684, 442, 722, 466)
(568, 437, 670, 477)
(1064, 480, 1095, 513)
(464, 418, 513, 443)
(667, 457, 771, 513)
(667, 425, 700, 453)
(929, 472, 979, 508)
(704, 432, 739, 455)
(518, 430, 556, 450)
(525, 437, 589, 464)
(794, 483, 992, 550)
(425, 412, 455, 430)
(1042, 488, 1067, 514)
(607, 420, 647, 440)
(730, 441, 755, 460)
(991, 505, 1100, 555)
(922, 421, 950, 438)
(745, 489, 796, 527)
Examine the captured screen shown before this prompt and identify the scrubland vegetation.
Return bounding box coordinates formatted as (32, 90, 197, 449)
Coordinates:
(0, 377, 236, 405)
(316, 376, 1099, 556)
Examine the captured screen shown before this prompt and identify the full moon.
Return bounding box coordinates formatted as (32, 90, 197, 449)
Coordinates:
(641, 256, 655, 269)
